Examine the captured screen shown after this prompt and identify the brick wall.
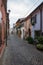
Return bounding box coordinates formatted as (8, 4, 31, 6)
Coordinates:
(0, 0, 7, 45)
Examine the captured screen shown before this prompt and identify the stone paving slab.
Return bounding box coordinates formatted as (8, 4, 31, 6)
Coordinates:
(0, 34, 43, 65)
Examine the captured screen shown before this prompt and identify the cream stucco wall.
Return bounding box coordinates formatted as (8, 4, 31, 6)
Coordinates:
(21, 27, 24, 39)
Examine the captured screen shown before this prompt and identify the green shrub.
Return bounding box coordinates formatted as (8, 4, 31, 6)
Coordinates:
(26, 37, 29, 41)
(36, 44, 43, 50)
(37, 36, 43, 44)
(26, 37, 34, 44)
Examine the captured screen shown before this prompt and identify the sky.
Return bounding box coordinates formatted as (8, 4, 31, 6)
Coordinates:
(7, 0, 43, 28)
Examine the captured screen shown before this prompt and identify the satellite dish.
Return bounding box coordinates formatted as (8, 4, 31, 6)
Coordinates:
(0, 11, 2, 23)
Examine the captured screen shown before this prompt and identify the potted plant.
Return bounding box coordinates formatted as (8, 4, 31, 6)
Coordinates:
(36, 36, 43, 51)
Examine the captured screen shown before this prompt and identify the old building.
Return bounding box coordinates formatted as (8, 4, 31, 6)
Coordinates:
(16, 18, 25, 39)
(13, 23, 16, 34)
(25, 2, 43, 38)
(24, 16, 32, 39)
(0, 0, 7, 55)
(6, 12, 10, 36)
(13, 2, 43, 39)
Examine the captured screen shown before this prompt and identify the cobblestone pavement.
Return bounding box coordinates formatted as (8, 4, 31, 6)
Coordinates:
(0, 34, 43, 65)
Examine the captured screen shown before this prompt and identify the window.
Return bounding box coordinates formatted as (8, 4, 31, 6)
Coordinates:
(31, 15, 37, 25)
(35, 30, 40, 38)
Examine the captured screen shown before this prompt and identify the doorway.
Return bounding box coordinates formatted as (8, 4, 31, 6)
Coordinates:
(28, 28, 31, 37)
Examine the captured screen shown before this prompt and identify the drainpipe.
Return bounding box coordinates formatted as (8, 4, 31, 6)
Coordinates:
(40, 7, 42, 36)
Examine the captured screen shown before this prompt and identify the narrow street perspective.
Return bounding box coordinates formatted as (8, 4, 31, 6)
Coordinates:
(0, 0, 43, 65)
(0, 34, 43, 65)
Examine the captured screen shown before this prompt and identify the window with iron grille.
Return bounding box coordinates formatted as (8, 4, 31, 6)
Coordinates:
(31, 15, 37, 26)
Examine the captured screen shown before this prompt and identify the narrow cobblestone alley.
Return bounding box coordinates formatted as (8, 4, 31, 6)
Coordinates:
(0, 34, 43, 65)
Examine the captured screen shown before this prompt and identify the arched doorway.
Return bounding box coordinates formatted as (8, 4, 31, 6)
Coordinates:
(28, 28, 31, 37)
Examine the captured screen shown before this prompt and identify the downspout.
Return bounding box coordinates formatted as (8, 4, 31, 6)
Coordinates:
(40, 7, 42, 36)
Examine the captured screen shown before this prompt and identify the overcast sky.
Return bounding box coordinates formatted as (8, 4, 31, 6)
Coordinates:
(7, 0, 43, 28)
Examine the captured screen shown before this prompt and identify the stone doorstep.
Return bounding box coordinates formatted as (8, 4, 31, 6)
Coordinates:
(0, 44, 6, 58)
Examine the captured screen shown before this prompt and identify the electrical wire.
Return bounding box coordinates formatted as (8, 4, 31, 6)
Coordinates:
(24, 0, 41, 17)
